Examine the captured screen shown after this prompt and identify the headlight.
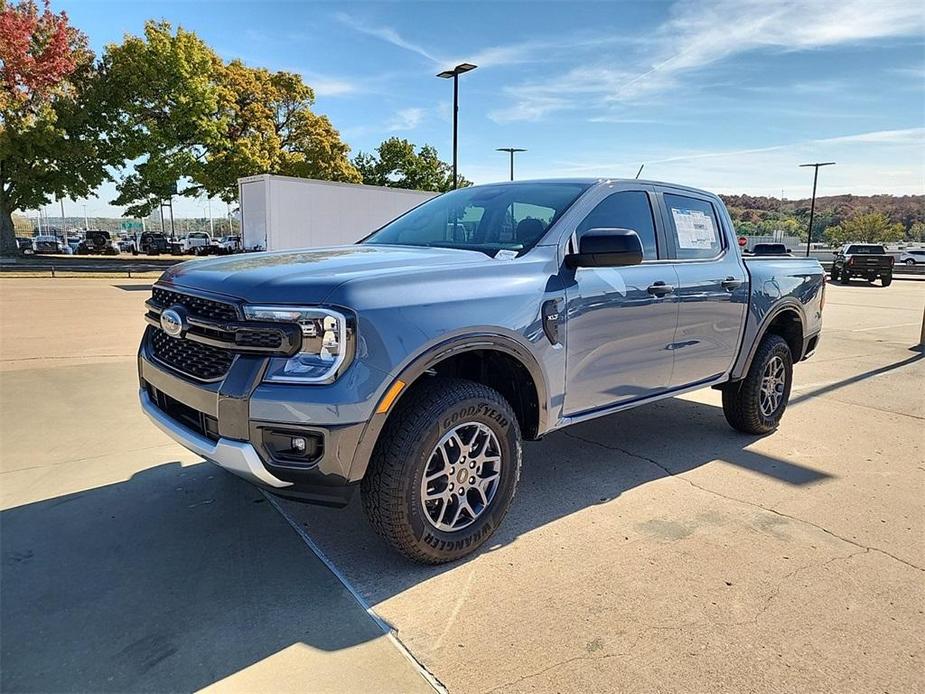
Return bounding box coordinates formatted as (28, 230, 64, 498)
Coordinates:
(243, 305, 353, 383)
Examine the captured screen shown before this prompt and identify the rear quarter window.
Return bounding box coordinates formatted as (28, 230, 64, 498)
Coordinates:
(664, 193, 723, 259)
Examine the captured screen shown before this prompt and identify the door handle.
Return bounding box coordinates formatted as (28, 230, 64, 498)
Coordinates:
(647, 281, 674, 297)
(722, 277, 742, 290)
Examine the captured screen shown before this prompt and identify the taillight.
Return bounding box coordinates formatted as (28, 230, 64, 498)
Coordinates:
(847, 257, 854, 266)
(889, 256, 895, 266)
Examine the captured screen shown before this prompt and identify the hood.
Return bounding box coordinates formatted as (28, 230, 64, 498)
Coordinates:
(160, 244, 492, 305)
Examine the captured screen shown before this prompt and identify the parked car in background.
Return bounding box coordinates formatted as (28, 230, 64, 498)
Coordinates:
(32, 235, 67, 254)
(750, 243, 792, 256)
(76, 230, 120, 255)
(131, 232, 172, 255)
(139, 178, 825, 563)
(215, 235, 242, 254)
(831, 243, 894, 286)
(899, 249, 925, 265)
(180, 231, 213, 255)
(15, 237, 34, 255)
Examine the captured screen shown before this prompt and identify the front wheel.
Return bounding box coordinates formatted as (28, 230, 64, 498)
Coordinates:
(905, 259, 915, 266)
(881, 275, 892, 287)
(722, 334, 793, 435)
(362, 377, 522, 564)
(838, 270, 851, 284)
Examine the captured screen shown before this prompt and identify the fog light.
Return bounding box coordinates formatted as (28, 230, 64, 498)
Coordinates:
(291, 437, 307, 453)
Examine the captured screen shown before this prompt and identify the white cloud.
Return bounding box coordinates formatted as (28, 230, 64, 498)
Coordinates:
(303, 75, 358, 97)
(334, 12, 443, 64)
(335, 12, 634, 72)
(541, 127, 925, 196)
(387, 107, 425, 131)
(491, 0, 925, 122)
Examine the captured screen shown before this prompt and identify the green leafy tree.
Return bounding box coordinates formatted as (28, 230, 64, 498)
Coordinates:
(196, 60, 359, 203)
(103, 21, 227, 217)
(825, 212, 905, 246)
(907, 221, 925, 243)
(104, 22, 359, 216)
(0, 0, 124, 254)
(353, 137, 469, 192)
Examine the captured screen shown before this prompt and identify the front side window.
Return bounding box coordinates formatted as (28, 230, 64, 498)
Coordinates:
(576, 191, 658, 259)
(664, 193, 723, 260)
(363, 182, 590, 256)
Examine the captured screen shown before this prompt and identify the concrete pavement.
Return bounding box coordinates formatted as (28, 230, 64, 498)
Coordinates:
(277, 280, 925, 693)
(0, 279, 435, 693)
(1, 277, 923, 693)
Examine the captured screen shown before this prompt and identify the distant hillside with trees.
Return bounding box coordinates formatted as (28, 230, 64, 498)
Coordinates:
(721, 193, 925, 244)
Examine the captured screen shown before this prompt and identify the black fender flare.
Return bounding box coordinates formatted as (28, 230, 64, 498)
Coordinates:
(730, 300, 806, 381)
(346, 332, 549, 482)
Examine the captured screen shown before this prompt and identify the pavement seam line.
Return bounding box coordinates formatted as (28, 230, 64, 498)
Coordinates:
(260, 490, 448, 694)
(562, 431, 925, 573)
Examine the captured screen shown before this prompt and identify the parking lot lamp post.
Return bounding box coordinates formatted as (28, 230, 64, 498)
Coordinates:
(497, 148, 527, 181)
(799, 162, 835, 257)
(437, 63, 478, 189)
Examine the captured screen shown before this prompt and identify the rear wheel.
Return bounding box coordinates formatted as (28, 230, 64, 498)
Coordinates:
(722, 334, 793, 435)
(905, 259, 915, 266)
(362, 377, 521, 564)
(881, 274, 892, 287)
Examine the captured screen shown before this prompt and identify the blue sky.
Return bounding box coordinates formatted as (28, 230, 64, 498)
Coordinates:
(49, 0, 925, 218)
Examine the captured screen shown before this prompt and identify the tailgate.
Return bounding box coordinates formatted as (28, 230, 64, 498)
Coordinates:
(848, 255, 892, 270)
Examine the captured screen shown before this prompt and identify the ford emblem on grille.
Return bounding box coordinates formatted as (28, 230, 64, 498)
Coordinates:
(160, 306, 188, 338)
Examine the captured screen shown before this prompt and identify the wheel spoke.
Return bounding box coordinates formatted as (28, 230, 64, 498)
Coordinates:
(420, 421, 504, 532)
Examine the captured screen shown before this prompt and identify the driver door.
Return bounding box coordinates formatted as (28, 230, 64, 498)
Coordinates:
(563, 186, 680, 415)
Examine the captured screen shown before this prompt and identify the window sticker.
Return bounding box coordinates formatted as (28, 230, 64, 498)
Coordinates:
(671, 207, 717, 249)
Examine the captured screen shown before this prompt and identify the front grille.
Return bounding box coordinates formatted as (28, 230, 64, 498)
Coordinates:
(150, 327, 234, 381)
(147, 384, 219, 441)
(235, 329, 283, 349)
(152, 287, 238, 322)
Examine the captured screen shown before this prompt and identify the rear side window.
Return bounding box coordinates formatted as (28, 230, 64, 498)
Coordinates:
(664, 193, 723, 259)
(576, 191, 658, 260)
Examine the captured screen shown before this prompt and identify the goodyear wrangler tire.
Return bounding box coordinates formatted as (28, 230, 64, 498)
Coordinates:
(361, 377, 522, 564)
(722, 334, 793, 435)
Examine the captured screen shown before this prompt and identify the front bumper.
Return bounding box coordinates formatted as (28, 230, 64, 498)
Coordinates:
(137, 329, 382, 506)
(140, 388, 290, 489)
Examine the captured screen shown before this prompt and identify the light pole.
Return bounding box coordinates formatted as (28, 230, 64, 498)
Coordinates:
(496, 148, 526, 181)
(82, 203, 89, 231)
(799, 162, 835, 257)
(437, 63, 477, 189)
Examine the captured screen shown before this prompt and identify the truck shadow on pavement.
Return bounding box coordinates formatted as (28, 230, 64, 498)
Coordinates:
(276, 396, 835, 607)
(0, 462, 390, 693)
(0, 397, 835, 691)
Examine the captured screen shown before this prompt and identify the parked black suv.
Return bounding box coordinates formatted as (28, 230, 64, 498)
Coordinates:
(831, 243, 893, 286)
(132, 232, 171, 256)
(76, 230, 119, 255)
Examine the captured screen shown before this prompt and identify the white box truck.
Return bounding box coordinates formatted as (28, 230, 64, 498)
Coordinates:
(238, 174, 438, 252)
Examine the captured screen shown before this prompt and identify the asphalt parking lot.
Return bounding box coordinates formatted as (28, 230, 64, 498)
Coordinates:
(1, 277, 923, 693)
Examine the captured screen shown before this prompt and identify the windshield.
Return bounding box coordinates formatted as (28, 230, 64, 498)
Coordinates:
(363, 182, 591, 256)
(846, 245, 885, 254)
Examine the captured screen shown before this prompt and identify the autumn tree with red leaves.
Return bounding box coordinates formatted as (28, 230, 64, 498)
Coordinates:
(0, 0, 122, 254)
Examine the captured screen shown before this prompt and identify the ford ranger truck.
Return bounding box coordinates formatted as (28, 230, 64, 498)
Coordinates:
(138, 179, 825, 564)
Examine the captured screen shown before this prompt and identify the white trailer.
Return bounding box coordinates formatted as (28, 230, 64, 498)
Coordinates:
(238, 174, 438, 252)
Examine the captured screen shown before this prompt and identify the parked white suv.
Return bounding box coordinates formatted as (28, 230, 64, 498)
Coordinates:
(899, 249, 925, 265)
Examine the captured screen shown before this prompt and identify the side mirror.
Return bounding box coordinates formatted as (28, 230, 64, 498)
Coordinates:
(566, 228, 644, 269)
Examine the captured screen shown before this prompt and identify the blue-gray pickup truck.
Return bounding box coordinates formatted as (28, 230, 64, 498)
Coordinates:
(139, 179, 825, 563)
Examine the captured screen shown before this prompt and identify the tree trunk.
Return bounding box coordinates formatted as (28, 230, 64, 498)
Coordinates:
(0, 206, 19, 257)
